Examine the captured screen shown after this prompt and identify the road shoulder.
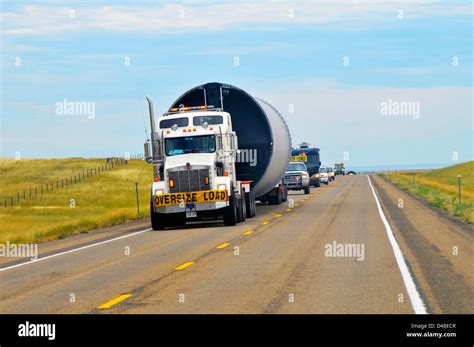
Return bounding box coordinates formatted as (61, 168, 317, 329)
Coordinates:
(371, 174, 473, 313)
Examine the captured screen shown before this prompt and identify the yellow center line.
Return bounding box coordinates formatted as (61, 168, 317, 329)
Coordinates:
(262, 221, 270, 225)
(175, 261, 195, 270)
(243, 230, 253, 235)
(294, 203, 299, 207)
(216, 242, 231, 249)
(97, 294, 132, 309)
(274, 214, 282, 218)
(286, 208, 292, 212)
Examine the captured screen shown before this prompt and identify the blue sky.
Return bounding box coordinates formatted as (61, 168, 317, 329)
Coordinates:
(1, 0, 472, 168)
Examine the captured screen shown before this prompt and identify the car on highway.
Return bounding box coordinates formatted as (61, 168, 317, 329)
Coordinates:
(319, 167, 330, 185)
(283, 161, 311, 194)
(347, 170, 356, 176)
(328, 167, 335, 181)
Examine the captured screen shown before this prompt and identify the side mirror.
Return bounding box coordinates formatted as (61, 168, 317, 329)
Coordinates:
(144, 141, 152, 163)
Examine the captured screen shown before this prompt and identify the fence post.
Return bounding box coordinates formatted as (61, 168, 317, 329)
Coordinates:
(17, 192, 20, 203)
(458, 174, 461, 204)
(135, 182, 140, 217)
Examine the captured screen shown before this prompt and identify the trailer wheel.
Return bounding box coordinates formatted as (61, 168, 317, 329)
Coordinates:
(246, 189, 256, 218)
(239, 189, 247, 222)
(269, 188, 283, 205)
(223, 191, 238, 226)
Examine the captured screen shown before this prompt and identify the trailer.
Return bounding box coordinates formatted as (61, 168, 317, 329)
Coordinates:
(145, 82, 292, 229)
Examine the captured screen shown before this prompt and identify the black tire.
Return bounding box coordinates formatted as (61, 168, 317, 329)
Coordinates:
(223, 191, 238, 226)
(250, 190, 257, 217)
(282, 186, 288, 202)
(237, 189, 246, 222)
(150, 199, 167, 230)
(245, 190, 256, 219)
(303, 186, 310, 194)
(269, 189, 283, 205)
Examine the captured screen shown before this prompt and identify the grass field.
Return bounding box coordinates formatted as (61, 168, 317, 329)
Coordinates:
(380, 161, 473, 224)
(0, 158, 152, 244)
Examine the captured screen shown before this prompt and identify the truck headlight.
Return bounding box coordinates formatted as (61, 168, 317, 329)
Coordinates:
(302, 173, 309, 179)
(315, 173, 320, 178)
(217, 184, 227, 191)
(154, 189, 164, 195)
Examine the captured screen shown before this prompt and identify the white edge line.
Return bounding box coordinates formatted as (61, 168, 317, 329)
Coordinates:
(367, 175, 427, 314)
(0, 228, 152, 273)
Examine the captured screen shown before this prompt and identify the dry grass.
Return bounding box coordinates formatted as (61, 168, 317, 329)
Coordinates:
(0, 158, 152, 244)
(380, 161, 473, 224)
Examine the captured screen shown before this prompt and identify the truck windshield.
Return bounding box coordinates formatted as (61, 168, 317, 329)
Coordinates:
(287, 163, 307, 172)
(165, 135, 216, 156)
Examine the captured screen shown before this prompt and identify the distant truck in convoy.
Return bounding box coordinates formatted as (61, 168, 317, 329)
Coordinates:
(334, 163, 345, 176)
(144, 82, 291, 229)
(291, 143, 321, 187)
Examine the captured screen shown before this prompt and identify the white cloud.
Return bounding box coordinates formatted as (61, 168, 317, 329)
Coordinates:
(255, 80, 473, 165)
(1, 1, 471, 36)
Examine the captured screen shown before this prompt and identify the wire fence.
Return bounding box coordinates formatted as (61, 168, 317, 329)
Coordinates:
(2, 156, 145, 207)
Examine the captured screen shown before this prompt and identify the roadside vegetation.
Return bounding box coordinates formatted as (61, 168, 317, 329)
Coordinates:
(0, 158, 152, 244)
(379, 161, 473, 224)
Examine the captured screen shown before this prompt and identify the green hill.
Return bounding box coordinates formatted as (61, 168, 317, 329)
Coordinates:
(380, 161, 473, 224)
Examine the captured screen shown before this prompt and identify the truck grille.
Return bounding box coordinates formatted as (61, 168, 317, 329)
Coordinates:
(168, 168, 211, 193)
(283, 174, 301, 184)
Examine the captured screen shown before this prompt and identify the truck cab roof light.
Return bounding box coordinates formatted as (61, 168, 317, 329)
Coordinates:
(169, 105, 216, 113)
(154, 176, 159, 182)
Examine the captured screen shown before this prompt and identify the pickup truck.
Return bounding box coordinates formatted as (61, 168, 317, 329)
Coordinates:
(283, 161, 311, 194)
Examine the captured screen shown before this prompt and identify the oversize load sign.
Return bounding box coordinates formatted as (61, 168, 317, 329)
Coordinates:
(154, 190, 228, 207)
(291, 154, 307, 162)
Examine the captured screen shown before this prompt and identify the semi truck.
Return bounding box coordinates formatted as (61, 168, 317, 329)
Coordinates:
(291, 143, 321, 187)
(144, 82, 292, 230)
(334, 163, 345, 176)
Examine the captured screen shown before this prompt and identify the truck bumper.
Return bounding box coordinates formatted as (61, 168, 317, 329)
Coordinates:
(154, 201, 229, 214)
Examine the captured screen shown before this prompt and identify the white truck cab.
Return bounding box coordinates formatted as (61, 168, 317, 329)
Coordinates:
(147, 104, 254, 229)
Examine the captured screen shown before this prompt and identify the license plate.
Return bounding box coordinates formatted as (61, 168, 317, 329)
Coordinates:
(153, 190, 228, 207)
(186, 211, 197, 218)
